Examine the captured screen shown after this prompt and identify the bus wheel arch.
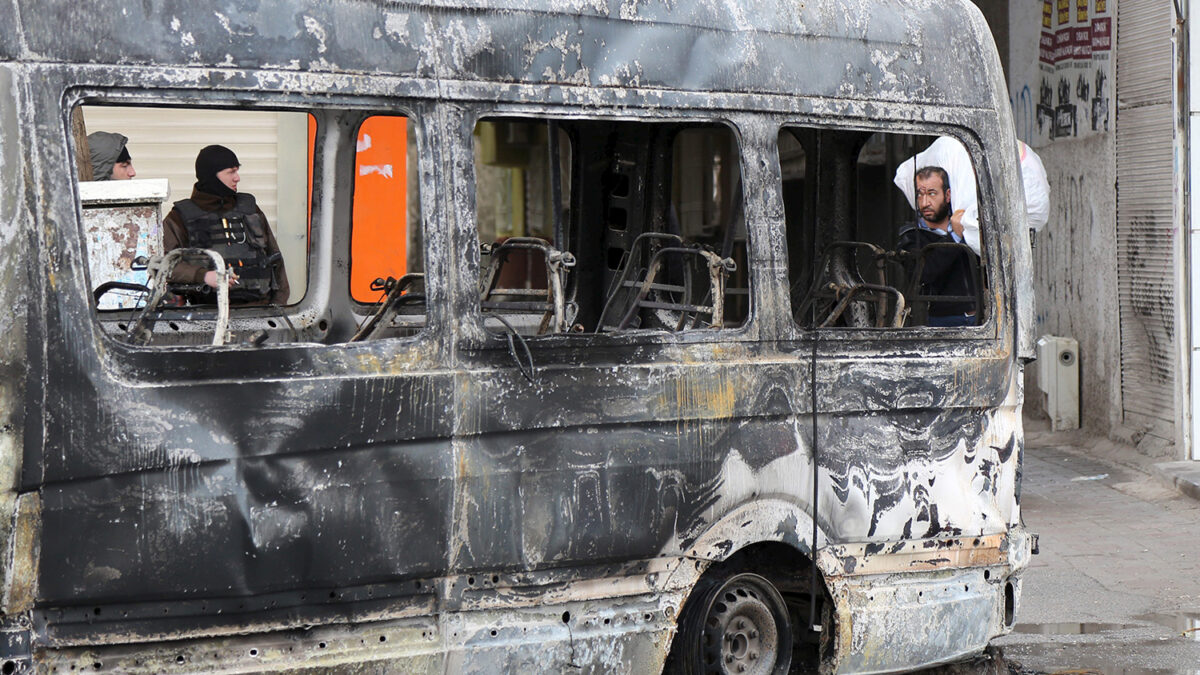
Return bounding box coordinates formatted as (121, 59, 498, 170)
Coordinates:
(681, 498, 826, 564)
(667, 541, 837, 674)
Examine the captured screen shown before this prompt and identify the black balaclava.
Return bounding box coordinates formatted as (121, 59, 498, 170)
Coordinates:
(195, 145, 240, 199)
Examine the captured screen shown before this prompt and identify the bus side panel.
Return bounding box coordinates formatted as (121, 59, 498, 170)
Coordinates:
(435, 349, 804, 573)
(806, 352, 1019, 539)
(450, 347, 1018, 568)
(35, 367, 457, 605)
(39, 436, 455, 606)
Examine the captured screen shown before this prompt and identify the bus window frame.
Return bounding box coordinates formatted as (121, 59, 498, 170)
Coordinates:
(773, 116, 1005, 345)
(62, 86, 442, 371)
(459, 108, 761, 352)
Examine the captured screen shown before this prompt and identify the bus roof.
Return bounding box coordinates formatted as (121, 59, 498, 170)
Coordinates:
(5, 0, 1003, 110)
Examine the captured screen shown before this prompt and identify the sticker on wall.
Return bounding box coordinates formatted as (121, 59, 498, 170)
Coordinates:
(1030, 0, 1111, 146)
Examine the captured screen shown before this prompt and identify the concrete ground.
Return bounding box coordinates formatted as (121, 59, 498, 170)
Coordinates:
(985, 417, 1200, 674)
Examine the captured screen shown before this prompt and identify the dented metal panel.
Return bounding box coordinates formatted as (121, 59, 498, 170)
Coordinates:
(0, 0, 1034, 673)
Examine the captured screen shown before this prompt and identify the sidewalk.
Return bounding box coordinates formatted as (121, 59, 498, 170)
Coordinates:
(1154, 460, 1200, 503)
(1024, 415, 1200, 503)
(988, 416, 1200, 673)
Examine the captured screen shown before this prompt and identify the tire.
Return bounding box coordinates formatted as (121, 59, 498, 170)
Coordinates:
(668, 572, 793, 675)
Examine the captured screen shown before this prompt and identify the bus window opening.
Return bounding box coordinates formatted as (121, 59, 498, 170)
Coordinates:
(781, 128, 988, 330)
(472, 119, 748, 336)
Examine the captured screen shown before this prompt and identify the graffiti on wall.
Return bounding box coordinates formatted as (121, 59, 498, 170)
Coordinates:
(1018, 0, 1111, 147)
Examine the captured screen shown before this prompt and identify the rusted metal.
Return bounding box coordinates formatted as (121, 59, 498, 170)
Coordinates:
(479, 237, 575, 334)
(134, 248, 232, 346)
(700, 249, 735, 329)
(0, 0, 1034, 672)
(616, 246, 733, 330)
(1, 494, 39, 615)
(81, 180, 168, 310)
(821, 534, 1010, 577)
(350, 273, 426, 342)
(71, 108, 91, 182)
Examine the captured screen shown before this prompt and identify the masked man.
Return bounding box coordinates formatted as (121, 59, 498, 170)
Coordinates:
(162, 145, 290, 305)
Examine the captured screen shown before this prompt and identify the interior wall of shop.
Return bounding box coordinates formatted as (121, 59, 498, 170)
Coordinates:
(993, 2, 1123, 439)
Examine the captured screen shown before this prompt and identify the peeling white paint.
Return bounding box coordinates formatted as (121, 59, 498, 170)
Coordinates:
(359, 164, 394, 179)
(215, 12, 232, 35)
(81, 180, 168, 310)
(444, 18, 494, 72)
(383, 12, 411, 42)
(618, 0, 642, 21)
(303, 15, 328, 54)
(871, 48, 902, 90)
(167, 448, 202, 466)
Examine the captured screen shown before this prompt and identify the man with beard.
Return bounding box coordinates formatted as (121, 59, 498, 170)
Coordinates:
(897, 165, 978, 327)
(162, 145, 290, 305)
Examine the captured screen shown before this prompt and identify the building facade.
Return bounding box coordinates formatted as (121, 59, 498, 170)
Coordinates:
(992, 0, 1194, 462)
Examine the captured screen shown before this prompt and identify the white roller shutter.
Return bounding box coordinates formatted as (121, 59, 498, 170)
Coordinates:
(1116, 0, 1176, 438)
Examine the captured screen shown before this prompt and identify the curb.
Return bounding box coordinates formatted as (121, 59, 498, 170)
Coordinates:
(1152, 461, 1200, 503)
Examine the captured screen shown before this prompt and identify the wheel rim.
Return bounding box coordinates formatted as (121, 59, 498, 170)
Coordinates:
(695, 573, 790, 675)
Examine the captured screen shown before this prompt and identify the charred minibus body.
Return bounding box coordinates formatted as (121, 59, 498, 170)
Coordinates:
(0, 0, 1035, 672)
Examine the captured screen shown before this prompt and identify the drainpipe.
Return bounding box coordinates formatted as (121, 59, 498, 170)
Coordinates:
(1182, 0, 1197, 460)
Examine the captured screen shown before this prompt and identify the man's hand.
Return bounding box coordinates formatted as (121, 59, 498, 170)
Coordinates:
(950, 209, 966, 239)
(203, 270, 240, 288)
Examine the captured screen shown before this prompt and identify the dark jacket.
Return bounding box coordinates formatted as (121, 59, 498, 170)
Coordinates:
(897, 222, 977, 317)
(162, 185, 291, 305)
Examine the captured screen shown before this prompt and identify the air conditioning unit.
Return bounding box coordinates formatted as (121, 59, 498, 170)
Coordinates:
(1035, 335, 1080, 430)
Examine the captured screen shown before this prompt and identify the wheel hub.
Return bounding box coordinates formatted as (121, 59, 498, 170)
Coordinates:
(703, 582, 780, 675)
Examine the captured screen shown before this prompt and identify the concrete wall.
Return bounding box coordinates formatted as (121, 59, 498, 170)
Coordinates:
(1025, 135, 1121, 434)
(1006, 4, 1122, 437)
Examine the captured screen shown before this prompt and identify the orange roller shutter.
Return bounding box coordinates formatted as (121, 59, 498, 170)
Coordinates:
(351, 117, 409, 302)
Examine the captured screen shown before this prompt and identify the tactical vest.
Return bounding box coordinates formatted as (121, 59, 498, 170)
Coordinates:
(173, 194, 277, 304)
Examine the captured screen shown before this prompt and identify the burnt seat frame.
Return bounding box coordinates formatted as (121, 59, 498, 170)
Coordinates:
(899, 241, 986, 327)
(479, 237, 577, 335)
(794, 241, 907, 329)
(597, 232, 737, 332)
(350, 273, 427, 342)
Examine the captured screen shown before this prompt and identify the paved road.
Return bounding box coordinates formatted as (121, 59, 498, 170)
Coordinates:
(986, 422, 1200, 674)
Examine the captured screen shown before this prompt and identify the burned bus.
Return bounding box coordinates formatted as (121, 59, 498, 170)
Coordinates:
(0, 0, 1036, 672)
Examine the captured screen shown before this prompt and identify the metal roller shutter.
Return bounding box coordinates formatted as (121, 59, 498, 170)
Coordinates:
(82, 108, 287, 222)
(1116, 0, 1176, 438)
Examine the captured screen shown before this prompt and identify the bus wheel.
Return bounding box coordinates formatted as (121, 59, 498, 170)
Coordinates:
(671, 572, 793, 675)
